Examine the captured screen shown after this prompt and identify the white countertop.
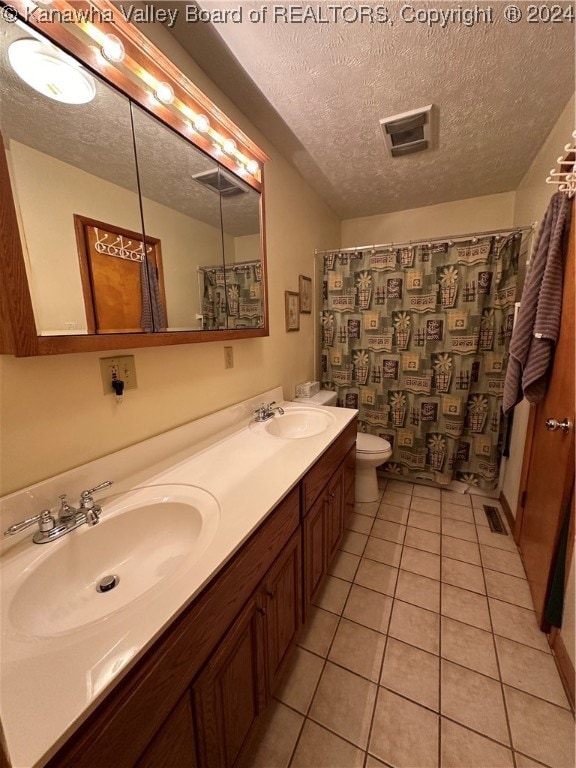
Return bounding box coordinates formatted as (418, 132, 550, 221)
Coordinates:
(0, 388, 356, 768)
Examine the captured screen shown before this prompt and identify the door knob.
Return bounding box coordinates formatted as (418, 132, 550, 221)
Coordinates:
(545, 418, 571, 434)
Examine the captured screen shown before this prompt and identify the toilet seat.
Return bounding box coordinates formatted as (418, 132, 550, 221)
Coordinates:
(356, 433, 391, 454)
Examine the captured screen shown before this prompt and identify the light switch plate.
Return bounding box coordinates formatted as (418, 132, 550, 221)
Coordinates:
(99, 355, 137, 395)
(224, 346, 234, 369)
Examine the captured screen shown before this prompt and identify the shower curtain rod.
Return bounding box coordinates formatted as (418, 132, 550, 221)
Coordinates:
(314, 224, 535, 257)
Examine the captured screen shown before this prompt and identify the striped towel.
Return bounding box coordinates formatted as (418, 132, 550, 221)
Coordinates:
(140, 257, 167, 333)
(503, 193, 572, 414)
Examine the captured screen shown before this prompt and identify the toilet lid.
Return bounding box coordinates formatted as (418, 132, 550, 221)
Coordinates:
(357, 433, 392, 454)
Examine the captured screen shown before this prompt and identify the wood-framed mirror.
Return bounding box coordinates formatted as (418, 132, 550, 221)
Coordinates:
(0, 1, 269, 356)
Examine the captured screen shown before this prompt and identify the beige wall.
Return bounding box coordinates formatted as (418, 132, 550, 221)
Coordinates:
(341, 191, 516, 247)
(562, 556, 575, 669)
(0, 29, 340, 495)
(233, 234, 261, 264)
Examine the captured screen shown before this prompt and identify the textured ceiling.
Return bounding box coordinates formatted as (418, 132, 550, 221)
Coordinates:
(0, 19, 259, 236)
(162, 0, 575, 218)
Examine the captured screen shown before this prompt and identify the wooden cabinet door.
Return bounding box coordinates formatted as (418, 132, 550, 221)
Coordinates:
(136, 694, 197, 768)
(326, 465, 345, 563)
(193, 596, 267, 768)
(303, 492, 326, 609)
(343, 445, 356, 524)
(264, 530, 302, 692)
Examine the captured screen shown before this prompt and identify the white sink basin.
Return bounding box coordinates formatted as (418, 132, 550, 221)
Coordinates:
(8, 484, 220, 637)
(264, 407, 336, 439)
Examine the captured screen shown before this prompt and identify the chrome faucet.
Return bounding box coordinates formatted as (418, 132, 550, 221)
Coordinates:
(253, 401, 285, 422)
(3, 481, 113, 544)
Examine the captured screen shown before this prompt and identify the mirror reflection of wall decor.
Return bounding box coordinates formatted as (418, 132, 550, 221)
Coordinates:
(0, 2, 269, 356)
(74, 216, 166, 334)
(299, 275, 312, 314)
(285, 292, 300, 332)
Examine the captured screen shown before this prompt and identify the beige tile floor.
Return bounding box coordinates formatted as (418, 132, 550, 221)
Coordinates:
(246, 479, 575, 768)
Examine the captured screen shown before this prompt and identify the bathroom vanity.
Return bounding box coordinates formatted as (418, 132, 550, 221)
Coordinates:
(0, 389, 357, 768)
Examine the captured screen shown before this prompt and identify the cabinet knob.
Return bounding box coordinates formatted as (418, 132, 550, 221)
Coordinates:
(266, 590, 275, 599)
(257, 606, 267, 616)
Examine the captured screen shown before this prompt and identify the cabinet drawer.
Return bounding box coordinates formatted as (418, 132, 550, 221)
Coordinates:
(301, 420, 357, 515)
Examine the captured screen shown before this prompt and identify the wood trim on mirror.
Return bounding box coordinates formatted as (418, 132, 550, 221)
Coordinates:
(0, 5, 270, 356)
(0, 132, 40, 356)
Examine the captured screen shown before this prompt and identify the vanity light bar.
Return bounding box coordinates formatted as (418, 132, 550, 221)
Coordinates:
(98, 32, 260, 176)
(11, 0, 266, 187)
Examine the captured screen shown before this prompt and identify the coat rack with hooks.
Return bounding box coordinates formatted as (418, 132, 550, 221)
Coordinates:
(546, 129, 576, 197)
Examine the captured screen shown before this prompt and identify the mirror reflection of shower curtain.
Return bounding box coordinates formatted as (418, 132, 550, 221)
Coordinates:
(320, 234, 523, 490)
(198, 261, 264, 330)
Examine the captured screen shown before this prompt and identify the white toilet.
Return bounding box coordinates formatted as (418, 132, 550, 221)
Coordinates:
(294, 390, 393, 503)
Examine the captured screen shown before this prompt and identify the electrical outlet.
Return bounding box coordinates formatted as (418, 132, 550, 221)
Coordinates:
(99, 355, 138, 395)
(224, 346, 234, 369)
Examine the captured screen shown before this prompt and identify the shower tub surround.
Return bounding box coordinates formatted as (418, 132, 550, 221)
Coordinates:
(0, 387, 356, 768)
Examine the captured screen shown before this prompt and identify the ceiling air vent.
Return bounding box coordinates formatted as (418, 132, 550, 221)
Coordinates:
(380, 105, 433, 157)
(192, 168, 247, 197)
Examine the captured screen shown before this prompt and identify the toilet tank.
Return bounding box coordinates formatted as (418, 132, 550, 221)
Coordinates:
(294, 389, 338, 407)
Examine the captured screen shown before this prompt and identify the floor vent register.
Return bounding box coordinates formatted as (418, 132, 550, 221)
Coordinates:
(483, 505, 508, 535)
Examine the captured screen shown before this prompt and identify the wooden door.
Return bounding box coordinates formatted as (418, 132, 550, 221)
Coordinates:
(136, 694, 197, 768)
(192, 595, 267, 768)
(264, 530, 302, 693)
(303, 492, 326, 610)
(517, 208, 575, 625)
(74, 215, 166, 334)
(326, 465, 345, 563)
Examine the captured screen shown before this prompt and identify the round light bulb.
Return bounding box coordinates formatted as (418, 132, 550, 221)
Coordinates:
(8, 38, 96, 105)
(246, 160, 259, 175)
(155, 82, 174, 105)
(223, 138, 237, 155)
(101, 34, 125, 63)
(471, 237, 479, 244)
(194, 114, 210, 132)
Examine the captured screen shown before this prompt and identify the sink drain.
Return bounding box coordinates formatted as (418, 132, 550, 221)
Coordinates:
(96, 575, 119, 593)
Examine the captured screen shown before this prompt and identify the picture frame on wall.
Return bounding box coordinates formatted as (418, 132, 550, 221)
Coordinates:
(299, 274, 312, 314)
(285, 291, 300, 331)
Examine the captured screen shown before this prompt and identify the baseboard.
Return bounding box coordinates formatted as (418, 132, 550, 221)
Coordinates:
(550, 629, 575, 710)
(499, 491, 516, 537)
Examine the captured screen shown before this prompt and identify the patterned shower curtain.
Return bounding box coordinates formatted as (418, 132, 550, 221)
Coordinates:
(320, 234, 522, 490)
(199, 260, 264, 330)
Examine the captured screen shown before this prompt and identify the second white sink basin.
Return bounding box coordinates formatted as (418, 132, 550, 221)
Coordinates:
(8, 484, 220, 637)
(264, 407, 336, 439)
